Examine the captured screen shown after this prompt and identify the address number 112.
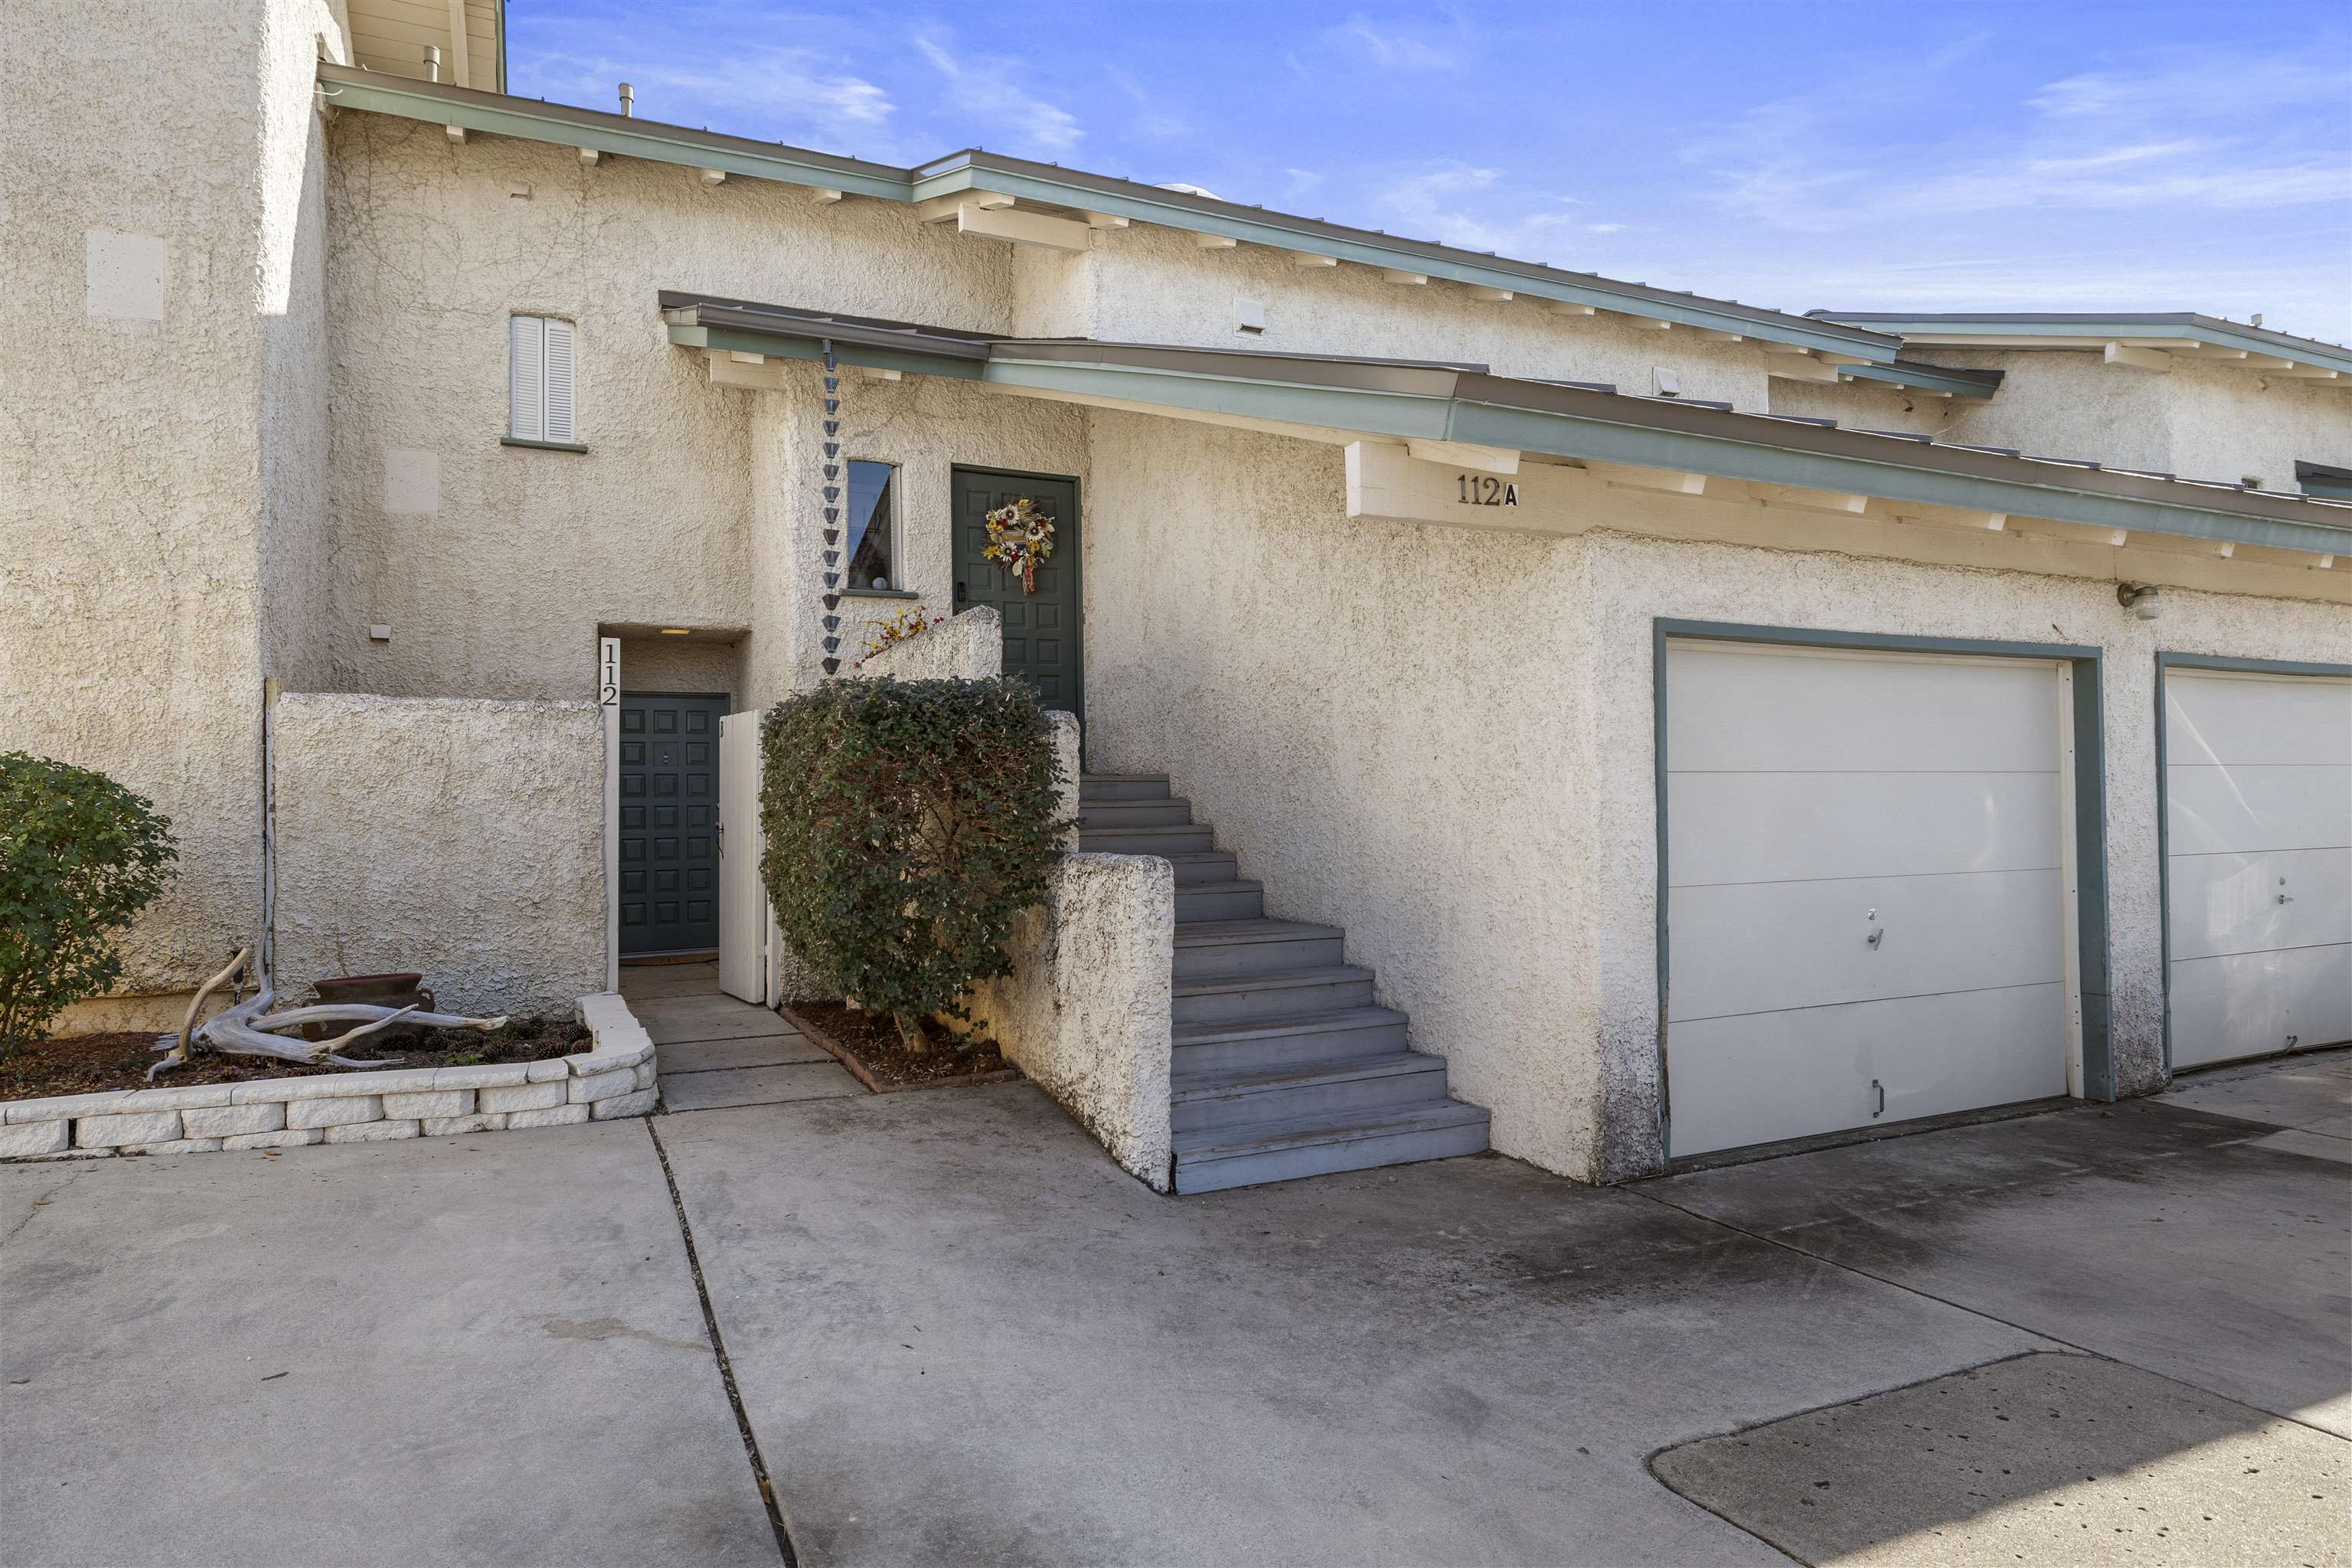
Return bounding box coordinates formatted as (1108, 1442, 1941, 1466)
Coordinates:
(1457, 474, 1521, 508)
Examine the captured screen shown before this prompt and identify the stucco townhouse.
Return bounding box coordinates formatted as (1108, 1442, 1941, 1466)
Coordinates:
(8, 0, 2348, 1191)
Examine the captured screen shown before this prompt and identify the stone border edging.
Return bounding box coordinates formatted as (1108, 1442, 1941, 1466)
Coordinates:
(0, 992, 659, 1161)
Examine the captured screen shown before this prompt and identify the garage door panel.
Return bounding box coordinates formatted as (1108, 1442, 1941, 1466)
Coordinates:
(1668, 984, 2070, 1156)
(1667, 647, 2063, 774)
(1668, 772, 2062, 886)
(1670, 870, 2066, 1022)
(2170, 945, 2352, 1068)
(2167, 847, 2352, 961)
(2165, 676, 2351, 767)
(2164, 764, 2352, 856)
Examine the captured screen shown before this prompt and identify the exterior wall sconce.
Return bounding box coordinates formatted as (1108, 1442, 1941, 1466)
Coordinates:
(2118, 583, 2162, 619)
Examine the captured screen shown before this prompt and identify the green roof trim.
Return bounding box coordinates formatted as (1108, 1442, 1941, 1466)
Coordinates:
(318, 64, 1900, 363)
(1813, 312, 2352, 378)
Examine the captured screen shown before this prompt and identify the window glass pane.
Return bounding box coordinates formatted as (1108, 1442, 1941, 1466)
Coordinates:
(846, 460, 895, 590)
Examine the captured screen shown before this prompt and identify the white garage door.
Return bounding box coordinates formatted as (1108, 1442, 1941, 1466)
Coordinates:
(1664, 642, 2076, 1156)
(2164, 668, 2352, 1070)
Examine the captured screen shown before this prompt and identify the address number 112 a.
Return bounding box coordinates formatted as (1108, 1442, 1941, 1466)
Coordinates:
(1457, 474, 1521, 508)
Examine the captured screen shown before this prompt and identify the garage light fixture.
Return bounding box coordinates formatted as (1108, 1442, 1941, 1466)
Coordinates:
(658, 627, 691, 635)
(2117, 583, 2162, 619)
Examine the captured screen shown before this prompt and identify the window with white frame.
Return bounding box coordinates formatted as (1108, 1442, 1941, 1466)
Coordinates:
(508, 315, 577, 443)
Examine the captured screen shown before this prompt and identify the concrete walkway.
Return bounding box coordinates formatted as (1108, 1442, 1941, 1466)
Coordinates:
(2, 1046, 2344, 1566)
(621, 962, 862, 1112)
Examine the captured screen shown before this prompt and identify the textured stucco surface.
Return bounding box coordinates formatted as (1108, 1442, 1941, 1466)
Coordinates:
(272, 693, 606, 1014)
(1080, 407, 2352, 1182)
(967, 853, 1175, 1190)
(616, 634, 741, 699)
(852, 605, 1001, 681)
(4, 0, 343, 1002)
(321, 117, 1021, 705)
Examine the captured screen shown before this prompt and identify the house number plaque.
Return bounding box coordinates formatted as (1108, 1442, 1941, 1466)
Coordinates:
(598, 637, 619, 707)
(1457, 473, 1521, 508)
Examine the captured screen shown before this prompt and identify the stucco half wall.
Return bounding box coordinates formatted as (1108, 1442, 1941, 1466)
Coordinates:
(273, 693, 606, 1016)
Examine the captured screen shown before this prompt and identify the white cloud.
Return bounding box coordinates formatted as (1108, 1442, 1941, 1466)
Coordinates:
(1327, 14, 1466, 71)
(913, 31, 1083, 153)
(1367, 163, 1596, 261)
(518, 44, 895, 154)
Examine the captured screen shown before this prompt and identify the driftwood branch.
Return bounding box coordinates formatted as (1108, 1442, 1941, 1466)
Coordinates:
(146, 946, 506, 1080)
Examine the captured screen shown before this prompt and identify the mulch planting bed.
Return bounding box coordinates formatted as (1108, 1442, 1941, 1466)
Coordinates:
(780, 1001, 1020, 1093)
(3, 1017, 592, 1100)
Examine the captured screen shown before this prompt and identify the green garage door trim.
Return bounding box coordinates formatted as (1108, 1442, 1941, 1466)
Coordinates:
(1651, 620, 2113, 1166)
(2154, 652, 2352, 1075)
(618, 691, 729, 956)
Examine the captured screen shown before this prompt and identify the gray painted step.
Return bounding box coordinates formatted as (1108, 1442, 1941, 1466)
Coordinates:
(1171, 1051, 1451, 1134)
(1173, 879, 1265, 923)
(1171, 1099, 1491, 1194)
(1161, 851, 1240, 887)
(1173, 965, 1375, 1027)
(1078, 823, 1214, 854)
(1174, 920, 1346, 981)
(1173, 1005, 1410, 1074)
(1077, 798, 1194, 828)
(1080, 773, 1171, 802)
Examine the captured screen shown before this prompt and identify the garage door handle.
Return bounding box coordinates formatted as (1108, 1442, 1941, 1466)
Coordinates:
(1866, 926, 1883, 949)
(1871, 1079, 1885, 1119)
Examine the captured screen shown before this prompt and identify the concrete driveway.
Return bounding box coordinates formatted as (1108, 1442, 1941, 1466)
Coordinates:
(4, 1050, 2345, 1566)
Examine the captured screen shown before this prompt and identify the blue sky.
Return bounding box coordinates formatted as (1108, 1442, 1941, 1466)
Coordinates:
(508, 2, 2352, 343)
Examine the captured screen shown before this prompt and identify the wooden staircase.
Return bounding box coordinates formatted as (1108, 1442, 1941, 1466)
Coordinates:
(1080, 773, 1491, 1194)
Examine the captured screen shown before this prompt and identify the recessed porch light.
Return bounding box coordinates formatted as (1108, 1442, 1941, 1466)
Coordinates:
(658, 627, 691, 635)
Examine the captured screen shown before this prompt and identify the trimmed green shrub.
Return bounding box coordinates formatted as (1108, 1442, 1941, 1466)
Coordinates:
(760, 678, 1068, 1050)
(0, 753, 180, 1053)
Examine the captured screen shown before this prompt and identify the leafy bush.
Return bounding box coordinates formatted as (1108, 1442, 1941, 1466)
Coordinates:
(0, 753, 180, 1051)
(760, 678, 1068, 1050)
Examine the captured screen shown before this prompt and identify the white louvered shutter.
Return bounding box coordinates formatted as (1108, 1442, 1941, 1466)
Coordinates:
(508, 315, 544, 441)
(541, 318, 576, 443)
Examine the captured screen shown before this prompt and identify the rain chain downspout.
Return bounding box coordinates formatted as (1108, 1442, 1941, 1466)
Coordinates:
(818, 341, 844, 676)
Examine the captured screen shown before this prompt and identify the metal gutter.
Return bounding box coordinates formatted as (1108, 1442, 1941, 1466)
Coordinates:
(1834, 359, 2003, 400)
(1812, 311, 2352, 377)
(315, 63, 1902, 363)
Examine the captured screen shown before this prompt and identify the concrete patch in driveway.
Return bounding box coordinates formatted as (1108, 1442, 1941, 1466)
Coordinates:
(663, 1034, 836, 1073)
(1643, 1096, 2352, 1437)
(662, 1060, 864, 1110)
(658, 1083, 2041, 1566)
(1654, 1351, 2350, 1566)
(0, 1122, 779, 1568)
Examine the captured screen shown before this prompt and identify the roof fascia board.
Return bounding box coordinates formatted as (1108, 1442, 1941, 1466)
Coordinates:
(1834, 361, 2001, 400)
(1818, 312, 2352, 377)
(965, 354, 2350, 556)
(667, 323, 984, 380)
(920, 158, 1897, 362)
(317, 65, 916, 201)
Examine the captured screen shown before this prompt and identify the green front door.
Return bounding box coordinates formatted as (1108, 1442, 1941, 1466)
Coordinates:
(618, 692, 727, 956)
(953, 467, 1081, 723)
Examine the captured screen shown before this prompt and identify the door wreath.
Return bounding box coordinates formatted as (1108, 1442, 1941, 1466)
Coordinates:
(982, 498, 1056, 593)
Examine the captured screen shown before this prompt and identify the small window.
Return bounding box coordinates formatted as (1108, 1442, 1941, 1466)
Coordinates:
(508, 315, 576, 443)
(846, 460, 897, 590)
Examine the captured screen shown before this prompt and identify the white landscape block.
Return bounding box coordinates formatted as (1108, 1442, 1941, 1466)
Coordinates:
(480, 1081, 565, 1113)
(122, 1138, 225, 1155)
(382, 1089, 471, 1120)
(632, 1061, 657, 1091)
(285, 1096, 382, 1130)
(590, 1088, 658, 1120)
(223, 1129, 323, 1151)
(324, 1119, 420, 1144)
(7, 1092, 130, 1124)
(569, 1070, 636, 1105)
(75, 1110, 185, 1148)
(525, 1058, 571, 1083)
(0, 1119, 71, 1158)
(182, 1103, 286, 1139)
(505, 1103, 589, 1129)
(119, 1085, 233, 1112)
(433, 1064, 531, 1089)
(421, 1112, 508, 1137)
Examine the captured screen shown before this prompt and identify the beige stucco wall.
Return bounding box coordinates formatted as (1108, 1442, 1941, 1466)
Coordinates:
(320, 117, 1023, 705)
(851, 606, 1001, 680)
(966, 853, 1175, 1191)
(1078, 407, 2352, 1182)
(4, 0, 344, 1012)
(273, 693, 606, 1015)
(616, 634, 742, 699)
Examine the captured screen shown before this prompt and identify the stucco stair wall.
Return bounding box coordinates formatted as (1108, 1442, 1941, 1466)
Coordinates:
(1077, 773, 1490, 1194)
